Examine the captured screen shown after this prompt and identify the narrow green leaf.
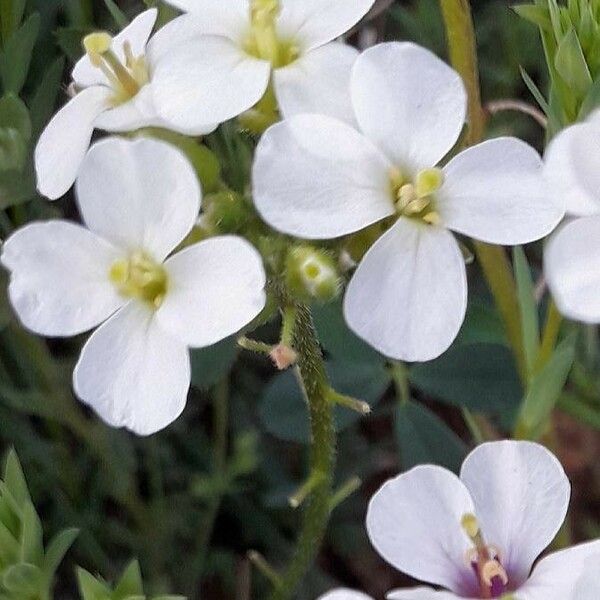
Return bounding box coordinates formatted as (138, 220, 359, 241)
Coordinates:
(555, 27, 593, 97)
(19, 503, 43, 566)
(42, 528, 79, 580)
(30, 57, 65, 137)
(520, 336, 576, 437)
(114, 560, 144, 598)
(3, 450, 30, 507)
(0, 94, 30, 140)
(103, 0, 129, 28)
(1, 562, 42, 596)
(513, 4, 553, 30)
(513, 247, 540, 377)
(76, 567, 111, 600)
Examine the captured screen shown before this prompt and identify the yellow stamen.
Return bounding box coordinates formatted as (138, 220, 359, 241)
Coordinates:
(415, 167, 444, 197)
(461, 513, 480, 540)
(481, 560, 509, 587)
(109, 251, 168, 309)
(391, 167, 443, 225)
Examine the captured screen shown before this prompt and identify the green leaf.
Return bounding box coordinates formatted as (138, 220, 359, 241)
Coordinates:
(456, 300, 507, 346)
(513, 4, 553, 30)
(114, 561, 144, 598)
(42, 528, 78, 580)
(0, 95, 30, 140)
(190, 336, 238, 390)
(19, 503, 43, 566)
(395, 401, 467, 473)
(409, 344, 522, 413)
(259, 361, 390, 443)
(30, 57, 64, 137)
(312, 300, 384, 365)
(3, 450, 30, 507)
(513, 247, 539, 376)
(76, 567, 111, 600)
(0, 0, 26, 45)
(103, 0, 128, 28)
(0, 168, 35, 209)
(1, 562, 42, 596)
(54, 27, 90, 61)
(555, 27, 593, 97)
(519, 335, 576, 437)
(0, 129, 26, 171)
(0, 13, 40, 94)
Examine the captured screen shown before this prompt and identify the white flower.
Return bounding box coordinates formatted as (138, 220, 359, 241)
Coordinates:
(362, 441, 600, 600)
(151, 0, 376, 130)
(35, 9, 217, 200)
(318, 591, 372, 600)
(3, 137, 266, 435)
(253, 42, 563, 362)
(543, 113, 600, 323)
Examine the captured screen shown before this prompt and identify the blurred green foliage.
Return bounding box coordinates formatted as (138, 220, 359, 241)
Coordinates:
(0, 1, 598, 599)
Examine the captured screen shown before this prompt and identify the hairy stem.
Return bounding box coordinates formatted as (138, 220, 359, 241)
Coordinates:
(439, 0, 527, 382)
(269, 302, 335, 600)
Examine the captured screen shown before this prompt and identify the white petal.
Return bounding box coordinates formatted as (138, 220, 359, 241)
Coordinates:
(72, 9, 158, 88)
(93, 84, 217, 136)
(34, 87, 112, 200)
(0, 221, 123, 337)
(439, 137, 564, 245)
(517, 541, 600, 600)
(544, 216, 600, 323)
(253, 114, 393, 239)
(387, 588, 462, 600)
(318, 590, 373, 600)
(146, 14, 204, 63)
(274, 42, 358, 126)
(544, 122, 600, 217)
(76, 137, 200, 260)
(278, 0, 375, 50)
(73, 302, 190, 436)
(152, 35, 271, 131)
(460, 441, 570, 588)
(161, 0, 249, 39)
(344, 219, 468, 362)
(366, 466, 477, 594)
(157, 237, 266, 347)
(351, 42, 466, 173)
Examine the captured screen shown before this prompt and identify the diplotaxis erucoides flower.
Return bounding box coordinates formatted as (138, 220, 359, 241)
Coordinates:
(320, 441, 600, 600)
(35, 9, 217, 200)
(543, 112, 600, 323)
(253, 42, 564, 362)
(151, 0, 376, 130)
(3, 137, 267, 435)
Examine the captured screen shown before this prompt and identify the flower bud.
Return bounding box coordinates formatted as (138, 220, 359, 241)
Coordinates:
(285, 246, 341, 303)
(204, 191, 250, 234)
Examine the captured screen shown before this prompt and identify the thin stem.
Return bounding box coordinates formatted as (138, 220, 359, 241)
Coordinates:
(485, 99, 548, 128)
(535, 300, 563, 372)
(438, 0, 528, 384)
(391, 362, 411, 405)
(268, 302, 336, 600)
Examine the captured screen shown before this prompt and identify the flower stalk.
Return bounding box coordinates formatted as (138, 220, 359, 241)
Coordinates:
(268, 301, 336, 600)
(438, 0, 528, 383)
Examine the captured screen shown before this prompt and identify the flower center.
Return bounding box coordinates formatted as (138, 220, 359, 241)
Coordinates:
(109, 251, 168, 309)
(83, 32, 149, 105)
(390, 167, 444, 225)
(244, 0, 300, 67)
(461, 514, 510, 599)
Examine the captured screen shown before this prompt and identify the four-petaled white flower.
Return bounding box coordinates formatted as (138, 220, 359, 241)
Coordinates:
(253, 42, 564, 362)
(151, 0, 376, 130)
(543, 112, 600, 323)
(320, 441, 600, 600)
(35, 8, 217, 200)
(3, 137, 266, 435)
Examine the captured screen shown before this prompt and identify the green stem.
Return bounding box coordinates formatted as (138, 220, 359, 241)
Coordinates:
(535, 300, 563, 372)
(438, 0, 527, 383)
(268, 303, 335, 600)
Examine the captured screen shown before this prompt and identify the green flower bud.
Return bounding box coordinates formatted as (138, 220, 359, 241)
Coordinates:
(204, 191, 250, 234)
(285, 246, 341, 303)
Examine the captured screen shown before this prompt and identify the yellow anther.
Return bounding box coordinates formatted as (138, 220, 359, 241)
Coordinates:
(481, 560, 509, 587)
(461, 513, 480, 540)
(423, 211, 441, 226)
(415, 168, 444, 198)
(109, 251, 168, 309)
(84, 32, 112, 58)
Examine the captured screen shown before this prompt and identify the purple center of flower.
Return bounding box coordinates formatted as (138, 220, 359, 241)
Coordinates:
(462, 514, 509, 599)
